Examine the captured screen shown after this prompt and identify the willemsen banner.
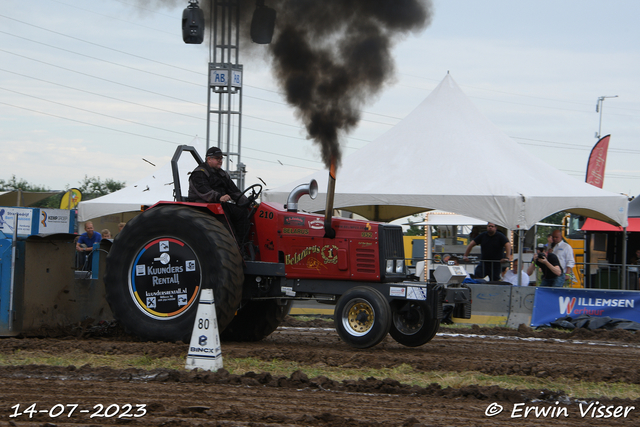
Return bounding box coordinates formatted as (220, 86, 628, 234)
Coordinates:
(531, 287, 640, 327)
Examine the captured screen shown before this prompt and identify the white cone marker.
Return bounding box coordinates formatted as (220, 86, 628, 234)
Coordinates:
(185, 288, 223, 371)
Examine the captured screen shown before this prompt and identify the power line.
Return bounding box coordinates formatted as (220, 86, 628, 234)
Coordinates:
(0, 11, 406, 125)
(0, 86, 197, 138)
(2, 3, 639, 189)
(1, 43, 637, 161)
(0, 48, 203, 105)
(514, 136, 640, 155)
(0, 99, 185, 146)
(48, 0, 177, 35)
(0, 64, 365, 157)
(0, 35, 387, 142)
(4, 7, 636, 156)
(0, 67, 204, 121)
(0, 12, 201, 77)
(401, 72, 640, 114)
(0, 29, 203, 87)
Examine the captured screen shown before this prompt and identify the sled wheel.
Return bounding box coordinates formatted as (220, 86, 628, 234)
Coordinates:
(334, 286, 391, 349)
(220, 299, 292, 342)
(104, 204, 243, 342)
(389, 300, 439, 347)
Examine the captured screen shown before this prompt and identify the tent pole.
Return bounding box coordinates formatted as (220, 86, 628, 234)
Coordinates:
(516, 229, 524, 286)
(622, 227, 628, 290)
(426, 223, 432, 279)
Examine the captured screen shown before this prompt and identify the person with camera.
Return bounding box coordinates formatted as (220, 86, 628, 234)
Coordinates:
(527, 243, 563, 287)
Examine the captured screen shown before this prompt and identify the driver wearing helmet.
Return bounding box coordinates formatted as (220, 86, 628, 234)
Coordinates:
(188, 146, 251, 257)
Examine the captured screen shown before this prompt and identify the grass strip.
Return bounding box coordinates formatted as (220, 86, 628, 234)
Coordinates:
(1, 350, 636, 400)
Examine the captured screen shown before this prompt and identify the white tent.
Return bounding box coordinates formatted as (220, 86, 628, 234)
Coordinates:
(262, 75, 628, 230)
(78, 137, 205, 222)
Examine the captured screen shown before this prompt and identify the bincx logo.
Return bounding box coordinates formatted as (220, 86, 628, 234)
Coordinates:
(199, 335, 207, 346)
(559, 296, 576, 315)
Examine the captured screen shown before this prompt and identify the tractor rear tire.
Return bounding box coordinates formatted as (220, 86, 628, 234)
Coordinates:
(220, 299, 293, 342)
(104, 204, 243, 343)
(389, 300, 439, 347)
(334, 286, 391, 349)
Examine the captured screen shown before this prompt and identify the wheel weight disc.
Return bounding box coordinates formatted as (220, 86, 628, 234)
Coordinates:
(129, 237, 202, 320)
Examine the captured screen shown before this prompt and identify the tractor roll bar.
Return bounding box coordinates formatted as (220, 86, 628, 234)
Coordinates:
(171, 145, 204, 202)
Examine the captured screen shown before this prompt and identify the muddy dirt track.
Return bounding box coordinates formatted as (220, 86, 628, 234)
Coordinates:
(1, 319, 640, 426)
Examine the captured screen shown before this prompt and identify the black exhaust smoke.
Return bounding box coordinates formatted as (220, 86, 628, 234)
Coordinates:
(141, 1, 433, 170)
(261, 0, 433, 170)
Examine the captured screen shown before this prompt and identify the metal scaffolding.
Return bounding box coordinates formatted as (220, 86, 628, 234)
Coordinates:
(206, 0, 245, 189)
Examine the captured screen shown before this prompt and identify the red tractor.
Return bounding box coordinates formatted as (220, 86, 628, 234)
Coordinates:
(104, 145, 471, 348)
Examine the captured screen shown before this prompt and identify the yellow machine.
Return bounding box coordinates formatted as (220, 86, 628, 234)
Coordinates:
(403, 236, 424, 266)
(403, 235, 469, 267)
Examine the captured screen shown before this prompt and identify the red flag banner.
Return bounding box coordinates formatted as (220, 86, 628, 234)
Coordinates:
(585, 135, 610, 188)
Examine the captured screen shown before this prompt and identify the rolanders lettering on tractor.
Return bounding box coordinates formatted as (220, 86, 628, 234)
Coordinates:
(104, 146, 471, 349)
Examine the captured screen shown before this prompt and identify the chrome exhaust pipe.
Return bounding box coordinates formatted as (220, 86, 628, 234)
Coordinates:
(286, 179, 318, 212)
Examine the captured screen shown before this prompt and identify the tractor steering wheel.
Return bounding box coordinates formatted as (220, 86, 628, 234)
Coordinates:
(236, 184, 262, 208)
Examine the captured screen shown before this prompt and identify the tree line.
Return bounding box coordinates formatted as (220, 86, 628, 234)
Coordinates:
(0, 175, 126, 208)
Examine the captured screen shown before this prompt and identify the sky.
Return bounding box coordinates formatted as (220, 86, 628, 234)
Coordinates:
(1, 0, 639, 202)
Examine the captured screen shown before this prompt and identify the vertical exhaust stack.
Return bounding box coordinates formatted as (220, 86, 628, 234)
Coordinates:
(324, 158, 337, 239)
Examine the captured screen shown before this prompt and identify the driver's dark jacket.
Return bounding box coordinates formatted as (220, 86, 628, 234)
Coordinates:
(188, 162, 248, 205)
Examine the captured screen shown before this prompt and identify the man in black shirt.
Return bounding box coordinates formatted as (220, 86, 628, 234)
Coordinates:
(527, 243, 563, 287)
(188, 147, 250, 256)
(188, 147, 247, 204)
(463, 223, 512, 281)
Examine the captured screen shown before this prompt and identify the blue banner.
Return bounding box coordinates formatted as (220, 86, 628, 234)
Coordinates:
(531, 287, 640, 327)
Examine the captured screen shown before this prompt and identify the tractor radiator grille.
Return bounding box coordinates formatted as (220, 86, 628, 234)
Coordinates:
(355, 248, 377, 273)
(379, 225, 404, 260)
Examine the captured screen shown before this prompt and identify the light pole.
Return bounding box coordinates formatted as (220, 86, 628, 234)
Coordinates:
(181, 0, 275, 189)
(595, 95, 618, 139)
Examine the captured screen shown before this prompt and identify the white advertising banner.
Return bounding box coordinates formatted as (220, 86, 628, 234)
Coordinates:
(0, 208, 33, 236)
(39, 209, 73, 234)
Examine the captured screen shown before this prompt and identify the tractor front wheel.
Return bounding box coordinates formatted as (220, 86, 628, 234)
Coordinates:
(334, 286, 391, 349)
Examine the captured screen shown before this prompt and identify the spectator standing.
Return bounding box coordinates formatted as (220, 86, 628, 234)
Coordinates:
(551, 229, 575, 283)
(463, 223, 512, 281)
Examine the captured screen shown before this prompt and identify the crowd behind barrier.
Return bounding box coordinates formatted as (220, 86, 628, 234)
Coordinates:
(410, 256, 639, 290)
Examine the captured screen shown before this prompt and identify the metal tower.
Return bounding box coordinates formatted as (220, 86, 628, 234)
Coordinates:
(206, 0, 245, 189)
